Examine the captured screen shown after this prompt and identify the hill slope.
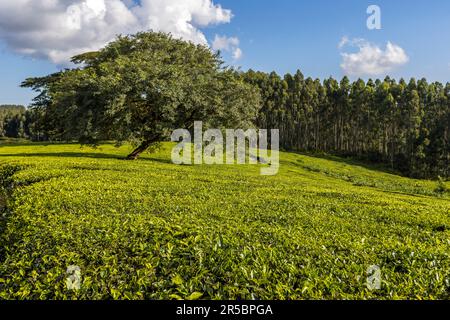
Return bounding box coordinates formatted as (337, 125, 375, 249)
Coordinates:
(0, 143, 449, 299)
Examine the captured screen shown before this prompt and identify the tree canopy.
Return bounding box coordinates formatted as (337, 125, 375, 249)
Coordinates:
(22, 32, 261, 159)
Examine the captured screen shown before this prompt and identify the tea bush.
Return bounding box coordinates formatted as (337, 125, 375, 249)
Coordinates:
(0, 143, 449, 299)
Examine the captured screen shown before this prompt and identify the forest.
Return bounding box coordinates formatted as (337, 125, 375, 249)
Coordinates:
(0, 105, 45, 141)
(0, 105, 26, 138)
(243, 71, 449, 178)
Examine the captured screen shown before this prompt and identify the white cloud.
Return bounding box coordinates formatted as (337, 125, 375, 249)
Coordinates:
(212, 35, 239, 51)
(338, 36, 349, 49)
(339, 38, 409, 76)
(0, 0, 233, 65)
(212, 34, 242, 60)
(232, 47, 242, 60)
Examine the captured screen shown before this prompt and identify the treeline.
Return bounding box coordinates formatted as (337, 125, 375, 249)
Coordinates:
(0, 105, 45, 140)
(9, 67, 450, 179)
(243, 70, 449, 179)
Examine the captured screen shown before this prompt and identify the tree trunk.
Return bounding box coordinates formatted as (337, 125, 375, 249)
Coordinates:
(126, 140, 154, 160)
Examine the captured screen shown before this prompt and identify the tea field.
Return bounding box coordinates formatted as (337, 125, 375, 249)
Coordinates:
(0, 143, 449, 299)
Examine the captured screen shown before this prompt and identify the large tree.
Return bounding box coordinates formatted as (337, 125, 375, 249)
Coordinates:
(22, 32, 261, 159)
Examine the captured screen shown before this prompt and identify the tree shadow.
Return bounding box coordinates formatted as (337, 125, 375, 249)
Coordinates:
(293, 151, 402, 177)
(0, 152, 178, 166)
(140, 157, 177, 165)
(0, 152, 123, 160)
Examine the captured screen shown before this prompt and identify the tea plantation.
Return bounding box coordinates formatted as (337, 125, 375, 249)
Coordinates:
(0, 143, 449, 299)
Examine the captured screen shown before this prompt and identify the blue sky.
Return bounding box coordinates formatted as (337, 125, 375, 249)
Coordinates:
(208, 0, 450, 80)
(0, 0, 449, 105)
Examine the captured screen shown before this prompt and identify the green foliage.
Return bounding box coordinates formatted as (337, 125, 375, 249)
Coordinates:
(0, 105, 46, 142)
(243, 71, 450, 179)
(435, 176, 448, 195)
(0, 105, 26, 139)
(0, 143, 449, 300)
(22, 32, 261, 158)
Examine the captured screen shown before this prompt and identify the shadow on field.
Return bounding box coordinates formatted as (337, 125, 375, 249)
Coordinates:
(293, 151, 401, 177)
(0, 142, 78, 147)
(0, 152, 123, 160)
(0, 152, 176, 165)
(141, 158, 176, 165)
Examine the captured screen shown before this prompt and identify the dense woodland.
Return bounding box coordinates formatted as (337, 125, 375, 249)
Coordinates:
(243, 71, 449, 179)
(0, 105, 44, 140)
(0, 105, 27, 138)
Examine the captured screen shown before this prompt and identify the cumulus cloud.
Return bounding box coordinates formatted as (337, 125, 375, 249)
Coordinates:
(339, 37, 409, 76)
(211, 34, 242, 60)
(0, 0, 234, 65)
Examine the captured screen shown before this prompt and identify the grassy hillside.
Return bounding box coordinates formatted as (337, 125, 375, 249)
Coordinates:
(0, 143, 449, 300)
